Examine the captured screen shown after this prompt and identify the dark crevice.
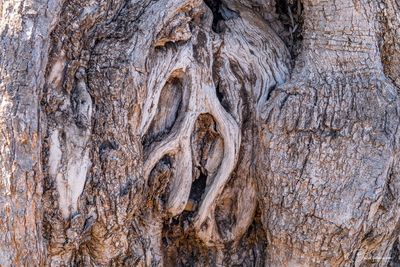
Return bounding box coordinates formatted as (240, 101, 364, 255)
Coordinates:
(219, 205, 267, 265)
(275, 0, 304, 62)
(215, 82, 231, 112)
(216, 82, 224, 103)
(389, 238, 400, 266)
(204, 0, 225, 33)
(161, 212, 210, 266)
(160, 169, 209, 264)
(203, 0, 239, 33)
(189, 168, 208, 204)
(212, 50, 232, 113)
(265, 85, 276, 103)
(99, 140, 118, 155)
(275, 0, 290, 15)
(190, 113, 224, 188)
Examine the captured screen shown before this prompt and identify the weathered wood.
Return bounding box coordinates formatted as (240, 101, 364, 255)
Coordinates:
(1, 0, 400, 266)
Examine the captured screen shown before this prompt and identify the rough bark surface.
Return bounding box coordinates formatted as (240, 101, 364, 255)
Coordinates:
(1, 0, 400, 266)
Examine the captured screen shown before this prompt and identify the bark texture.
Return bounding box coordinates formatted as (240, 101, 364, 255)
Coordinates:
(1, 0, 400, 266)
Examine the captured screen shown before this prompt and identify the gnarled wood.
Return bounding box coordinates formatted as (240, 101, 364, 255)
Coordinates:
(1, 0, 400, 266)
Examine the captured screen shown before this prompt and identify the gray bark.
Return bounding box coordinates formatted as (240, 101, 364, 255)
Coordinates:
(1, 0, 400, 266)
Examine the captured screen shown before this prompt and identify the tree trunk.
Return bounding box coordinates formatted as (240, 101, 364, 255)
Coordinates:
(1, 0, 399, 266)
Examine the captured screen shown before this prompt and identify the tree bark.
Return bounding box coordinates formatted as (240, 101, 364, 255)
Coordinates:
(0, 0, 399, 266)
